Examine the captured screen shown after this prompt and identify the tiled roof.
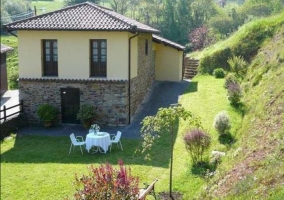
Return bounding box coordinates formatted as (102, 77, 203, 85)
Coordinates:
(153, 35, 185, 51)
(4, 2, 160, 34)
(1, 44, 13, 53)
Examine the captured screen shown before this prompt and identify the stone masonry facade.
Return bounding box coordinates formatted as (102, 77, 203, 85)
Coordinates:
(130, 33, 155, 120)
(19, 79, 129, 126)
(18, 33, 155, 127)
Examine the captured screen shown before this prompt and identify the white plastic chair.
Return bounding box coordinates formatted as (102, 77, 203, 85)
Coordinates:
(109, 131, 123, 152)
(69, 133, 86, 155)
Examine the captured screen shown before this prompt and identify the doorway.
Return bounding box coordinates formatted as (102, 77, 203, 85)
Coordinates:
(61, 88, 80, 124)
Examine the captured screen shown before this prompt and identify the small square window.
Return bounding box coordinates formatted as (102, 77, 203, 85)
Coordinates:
(145, 39, 148, 55)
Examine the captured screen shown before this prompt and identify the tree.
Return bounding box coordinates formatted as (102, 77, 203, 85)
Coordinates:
(160, 0, 179, 42)
(110, 0, 129, 15)
(64, 0, 100, 7)
(140, 104, 201, 199)
(190, 0, 219, 29)
(176, 0, 193, 44)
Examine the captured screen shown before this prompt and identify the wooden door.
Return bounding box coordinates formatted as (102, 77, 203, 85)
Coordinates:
(61, 88, 80, 124)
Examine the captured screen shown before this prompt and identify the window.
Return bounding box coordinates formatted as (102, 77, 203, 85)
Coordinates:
(90, 39, 107, 77)
(42, 40, 58, 76)
(145, 39, 148, 55)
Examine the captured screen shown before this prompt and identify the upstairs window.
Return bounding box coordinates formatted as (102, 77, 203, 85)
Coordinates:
(90, 39, 107, 77)
(42, 40, 58, 76)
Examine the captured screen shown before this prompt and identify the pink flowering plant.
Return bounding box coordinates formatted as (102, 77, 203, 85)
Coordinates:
(74, 160, 139, 200)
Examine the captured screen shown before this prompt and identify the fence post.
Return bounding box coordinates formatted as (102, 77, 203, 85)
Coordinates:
(3, 105, 6, 121)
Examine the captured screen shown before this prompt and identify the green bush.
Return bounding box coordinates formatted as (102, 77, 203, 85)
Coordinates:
(36, 104, 58, 122)
(227, 55, 247, 78)
(227, 82, 242, 106)
(213, 68, 225, 78)
(213, 111, 231, 135)
(199, 47, 232, 74)
(183, 128, 211, 165)
(224, 73, 239, 89)
(76, 104, 96, 121)
(74, 160, 139, 200)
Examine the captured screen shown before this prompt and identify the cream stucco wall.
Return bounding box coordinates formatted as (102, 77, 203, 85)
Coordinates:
(18, 31, 134, 80)
(154, 43, 183, 82)
(129, 34, 138, 79)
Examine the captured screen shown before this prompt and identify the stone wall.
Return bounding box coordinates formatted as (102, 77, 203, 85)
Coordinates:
(19, 79, 128, 126)
(130, 33, 155, 120)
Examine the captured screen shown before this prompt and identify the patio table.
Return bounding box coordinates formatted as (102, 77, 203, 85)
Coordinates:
(86, 132, 111, 153)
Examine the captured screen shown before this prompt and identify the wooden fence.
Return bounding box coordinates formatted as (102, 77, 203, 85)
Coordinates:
(0, 100, 23, 122)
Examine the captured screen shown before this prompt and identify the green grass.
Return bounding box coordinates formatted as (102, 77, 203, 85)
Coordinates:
(188, 10, 284, 60)
(31, 0, 64, 15)
(1, 35, 19, 89)
(1, 75, 242, 199)
(187, 12, 284, 199)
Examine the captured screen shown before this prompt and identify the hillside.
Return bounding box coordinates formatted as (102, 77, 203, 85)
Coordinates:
(191, 12, 284, 199)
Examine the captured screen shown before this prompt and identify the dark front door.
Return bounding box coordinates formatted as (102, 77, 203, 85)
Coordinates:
(61, 88, 80, 124)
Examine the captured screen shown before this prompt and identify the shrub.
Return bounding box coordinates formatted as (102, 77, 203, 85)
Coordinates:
(213, 68, 225, 78)
(227, 55, 247, 78)
(76, 104, 96, 121)
(36, 104, 58, 123)
(184, 128, 211, 165)
(224, 73, 239, 89)
(199, 47, 232, 74)
(227, 82, 242, 106)
(213, 111, 231, 135)
(74, 160, 139, 200)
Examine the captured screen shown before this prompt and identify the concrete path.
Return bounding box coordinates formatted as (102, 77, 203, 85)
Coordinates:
(15, 80, 190, 139)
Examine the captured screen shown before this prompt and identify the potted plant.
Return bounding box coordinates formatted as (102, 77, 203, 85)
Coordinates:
(36, 104, 58, 127)
(77, 104, 96, 129)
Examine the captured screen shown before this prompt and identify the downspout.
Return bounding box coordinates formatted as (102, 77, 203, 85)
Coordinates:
(128, 26, 138, 124)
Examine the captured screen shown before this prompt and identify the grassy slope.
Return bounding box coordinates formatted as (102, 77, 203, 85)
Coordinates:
(190, 13, 284, 199)
(1, 36, 18, 89)
(0, 75, 241, 199)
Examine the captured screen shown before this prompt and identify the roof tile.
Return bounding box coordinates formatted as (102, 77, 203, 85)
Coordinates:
(4, 2, 160, 34)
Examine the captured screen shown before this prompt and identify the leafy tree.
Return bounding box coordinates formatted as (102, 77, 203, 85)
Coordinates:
(160, 0, 179, 42)
(140, 104, 201, 199)
(64, 0, 100, 7)
(110, 0, 129, 15)
(2, 0, 31, 16)
(176, 0, 193, 44)
(74, 160, 139, 200)
(190, 0, 219, 29)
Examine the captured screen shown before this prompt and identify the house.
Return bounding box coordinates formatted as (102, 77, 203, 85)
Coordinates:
(1, 44, 13, 95)
(4, 2, 185, 126)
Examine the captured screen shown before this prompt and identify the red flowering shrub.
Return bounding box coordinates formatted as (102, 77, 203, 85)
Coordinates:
(188, 26, 209, 51)
(74, 160, 139, 200)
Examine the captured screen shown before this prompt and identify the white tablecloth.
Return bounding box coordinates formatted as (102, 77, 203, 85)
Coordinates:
(86, 132, 110, 153)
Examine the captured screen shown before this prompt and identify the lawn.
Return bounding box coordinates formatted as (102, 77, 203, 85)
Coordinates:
(0, 75, 243, 199)
(31, 0, 64, 15)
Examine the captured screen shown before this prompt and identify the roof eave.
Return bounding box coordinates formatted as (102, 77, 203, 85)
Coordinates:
(4, 27, 161, 34)
(153, 39, 185, 51)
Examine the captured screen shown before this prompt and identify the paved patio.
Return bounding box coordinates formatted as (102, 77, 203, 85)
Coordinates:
(14, 80, 190, 139)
